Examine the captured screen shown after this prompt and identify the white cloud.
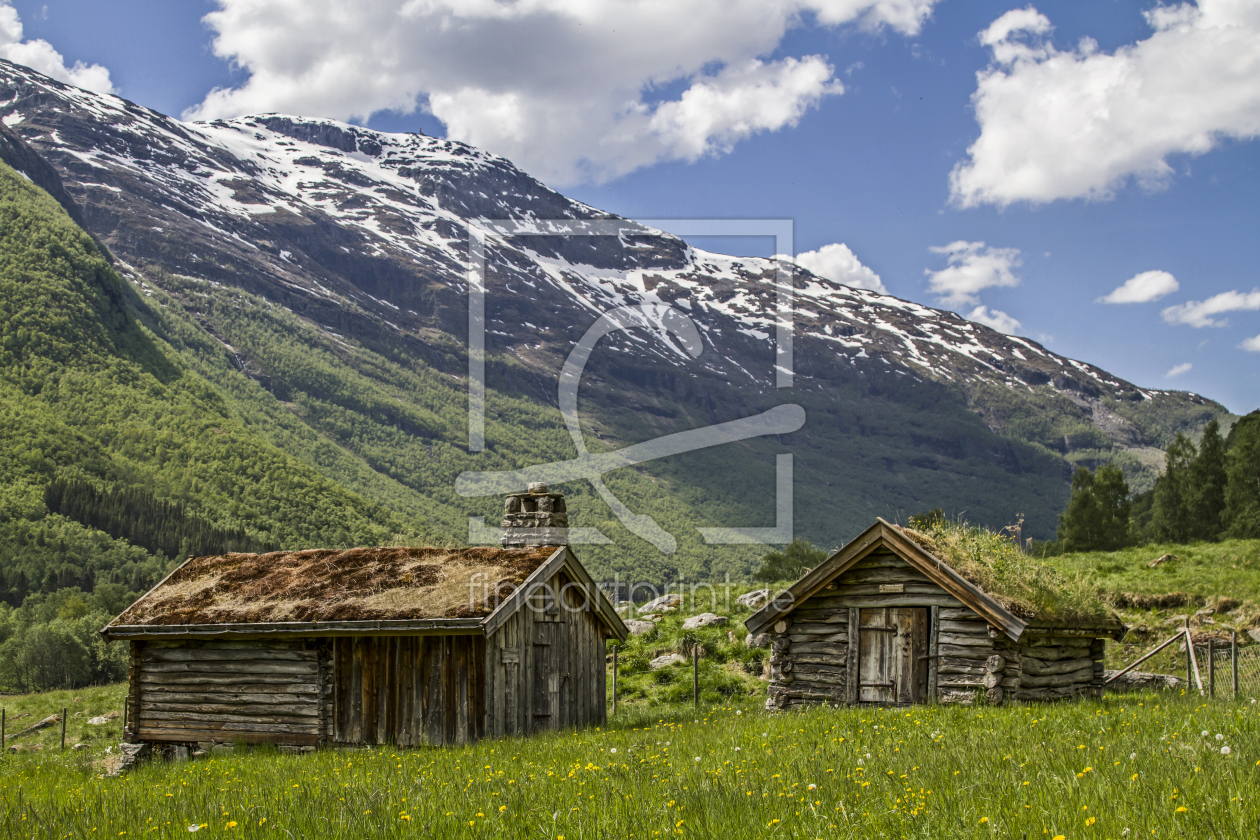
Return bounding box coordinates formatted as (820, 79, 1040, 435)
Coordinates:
(1241, 334, 1260, 352)
(951, 1, 1260, 207)
(187, 0, 938, 185)
(1161, 288, 1260, 328)
(782, 242, 886, 293)
(966, 305, 1021, 335)
(1165, 362, 1193, 377)
(924, 240, 1021, 306)
(0, 2, 113, 93)
(1098, 270, 1179, 304)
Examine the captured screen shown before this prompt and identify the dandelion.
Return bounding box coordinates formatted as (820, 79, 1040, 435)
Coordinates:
(226, 823, 237, 829)
(807, 784, 816, 790)
(1201, 731, 1209, 737)
(979, 817, 989, 824)
(1221, 746, 1231, 755)
(610, 748, 617, 754)
(1086, 816, 1096, 826)
(399, 815, 410, 822)
(1216, 733, 1224, 740)
(695, 757, 701, 762)
(1129, 753, 1136, 760)
(187, 827, 201, 834)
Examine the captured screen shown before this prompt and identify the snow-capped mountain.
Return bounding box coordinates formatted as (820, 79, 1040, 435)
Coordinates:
(0, 59, 1223, 545)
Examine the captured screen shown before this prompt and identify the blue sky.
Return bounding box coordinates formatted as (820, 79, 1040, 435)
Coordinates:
(4, 0, 1258, 414)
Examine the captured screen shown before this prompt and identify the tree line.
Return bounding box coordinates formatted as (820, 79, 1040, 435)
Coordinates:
(43, 477, 274, 560)
(1056, 412, 1260, 551)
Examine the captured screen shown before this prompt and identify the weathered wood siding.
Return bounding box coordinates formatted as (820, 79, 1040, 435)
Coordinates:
(136, 640, 322, 745)
(329, 635, 485, 746)
(485, 571, 608, 737)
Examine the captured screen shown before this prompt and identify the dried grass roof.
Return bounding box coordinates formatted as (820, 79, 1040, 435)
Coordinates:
(110, 546, 556, 626)
(897, 521, 1109, 622)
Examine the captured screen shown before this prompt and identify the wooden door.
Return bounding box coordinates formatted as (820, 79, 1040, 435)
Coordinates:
(857, 608, 927, 705)
(531, 621, 564, 732)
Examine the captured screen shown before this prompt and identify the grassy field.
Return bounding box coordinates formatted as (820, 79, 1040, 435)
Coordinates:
(2, 684, 1258, 839)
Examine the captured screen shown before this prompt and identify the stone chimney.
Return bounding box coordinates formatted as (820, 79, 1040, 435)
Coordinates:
(500, 482, 569, 548)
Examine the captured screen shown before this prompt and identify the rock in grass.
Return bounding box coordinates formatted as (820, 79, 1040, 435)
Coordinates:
(682, 613, 728, 629)
(1104, 670, 1181, 691)
(87, 711, 120, 726)
(1248, 628, 1260, 644)
(736, 589, 772, 610)
(638, 594, 683, 614)
(649, 653, 687, 669)
(625, 620, 656, 635)
(745, 633, 771, 649)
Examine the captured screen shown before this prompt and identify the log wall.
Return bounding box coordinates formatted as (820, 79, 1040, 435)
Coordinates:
(485, 571, 608, 737)
(136, 640, 323, 746)
(1014, 634, 1105, 701)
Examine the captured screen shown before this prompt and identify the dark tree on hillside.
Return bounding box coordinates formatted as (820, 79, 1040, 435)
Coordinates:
(1224, 412, 1260, 539)
(1057, 464, 1130, 551)
(754, 539, 829, 582)
(1152, 434, 1197, 543)
(1188, 418, 1227, 541)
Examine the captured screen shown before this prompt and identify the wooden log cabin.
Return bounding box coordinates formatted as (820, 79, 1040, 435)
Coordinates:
(102, 487, 626, 748)
(745, 519, 1125, 709)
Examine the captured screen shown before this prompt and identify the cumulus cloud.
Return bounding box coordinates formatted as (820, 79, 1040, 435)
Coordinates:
(951, 1, 1260, 207)
(783, 242, 886, 293)
(924, 240, 1021, 307)
(1165, 362, 1193, 377)
(187, 0, 938, 185)
(1098, 270, 1180, 304)
(0, 2, 113, 93)
(966, 305, 1021, 335)
(1241, 334, 1260, 352)
(1161, 288, 1260, 328)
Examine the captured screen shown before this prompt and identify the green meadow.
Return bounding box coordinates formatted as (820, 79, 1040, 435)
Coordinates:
(2, 683, 1258, 839)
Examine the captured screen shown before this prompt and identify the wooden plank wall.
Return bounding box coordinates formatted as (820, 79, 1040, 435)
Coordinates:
(136, 640, 322, 745)
(329, 635, 485, 747)
(484, 571, 609, 738)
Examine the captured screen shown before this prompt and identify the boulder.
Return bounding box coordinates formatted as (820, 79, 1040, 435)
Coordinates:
(745, 632, 771, 649)
(649, 653, 687, 670)
(72, 743, 89, 751)
(1248, 628, 1260, 645)
(625, 620, 656, 636)
(87, 712, 120, 726)
(682, 613, 728, 630)
(639, 594, 683, 614)
(736, 589, 772, 610)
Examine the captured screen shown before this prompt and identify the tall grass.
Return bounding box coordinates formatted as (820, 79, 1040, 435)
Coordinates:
(2, 687, 1257, 838)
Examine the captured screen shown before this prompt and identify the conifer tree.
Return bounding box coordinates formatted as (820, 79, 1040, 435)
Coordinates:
(1188, 418, 1227, 541)
(1152, 434, 1196, 543)
(1224, 412, 1260, 538)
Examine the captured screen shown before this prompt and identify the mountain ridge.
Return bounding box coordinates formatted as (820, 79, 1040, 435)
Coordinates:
(0, 59, 1228, 590)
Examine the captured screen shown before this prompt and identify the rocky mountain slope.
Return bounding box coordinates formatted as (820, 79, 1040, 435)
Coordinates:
(0, 59, 1226, 581)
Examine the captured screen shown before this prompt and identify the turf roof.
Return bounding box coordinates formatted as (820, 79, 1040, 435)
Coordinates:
(109, 546, 556, 626)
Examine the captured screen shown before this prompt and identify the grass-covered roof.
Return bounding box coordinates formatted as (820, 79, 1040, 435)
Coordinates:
(899, 520, 1110, 622)
(109, 546, 556, 626)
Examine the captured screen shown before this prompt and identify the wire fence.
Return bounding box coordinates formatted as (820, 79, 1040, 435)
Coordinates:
(1193, 639, 1260, 699)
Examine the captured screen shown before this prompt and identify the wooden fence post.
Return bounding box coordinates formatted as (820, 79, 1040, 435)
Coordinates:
(612, 645, 618, 717)
(1208, 640, 1215, 699)
(123, 697, 128, 736)
(61, 707, 67, 750)
(692, 646, 699, 709)
(1184, 620, 1192, 690)
(2, 707, 5, 752)
(1233, 631, 1239, 700)
(1185, 627, 1203, 695)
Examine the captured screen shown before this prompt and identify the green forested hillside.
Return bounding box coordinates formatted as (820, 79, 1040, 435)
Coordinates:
(0, 161, 413, 609)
